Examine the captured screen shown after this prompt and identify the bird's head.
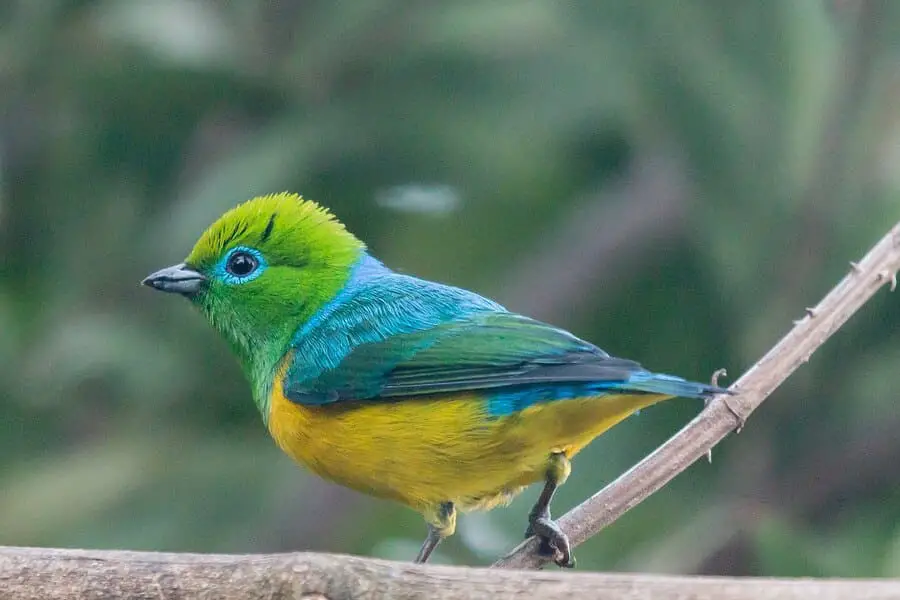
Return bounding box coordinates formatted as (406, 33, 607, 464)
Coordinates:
(143, 192, 365, 380)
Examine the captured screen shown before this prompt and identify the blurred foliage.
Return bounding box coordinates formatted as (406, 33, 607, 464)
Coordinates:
(1, 0, 900, 575)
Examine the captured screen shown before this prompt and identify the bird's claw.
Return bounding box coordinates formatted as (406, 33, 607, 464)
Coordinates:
(526, 515, 575, 568)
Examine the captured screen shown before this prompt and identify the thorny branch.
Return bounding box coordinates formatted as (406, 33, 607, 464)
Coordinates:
(494, 221, 900, 569)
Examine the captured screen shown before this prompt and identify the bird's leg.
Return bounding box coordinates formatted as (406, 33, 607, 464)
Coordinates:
(525, 452, 575, 568)
(414, 527, 442, 564)
(415, 501, 455, 564)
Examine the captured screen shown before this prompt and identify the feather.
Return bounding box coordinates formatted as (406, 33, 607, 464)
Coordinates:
(284, 260, 724, 409)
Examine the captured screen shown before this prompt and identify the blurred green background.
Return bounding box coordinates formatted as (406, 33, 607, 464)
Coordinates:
(2, 0, 900, 576)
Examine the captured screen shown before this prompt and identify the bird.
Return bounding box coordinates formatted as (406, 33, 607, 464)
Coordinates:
(142, 192, 725, 567)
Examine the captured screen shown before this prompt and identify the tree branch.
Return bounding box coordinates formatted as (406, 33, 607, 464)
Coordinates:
(1, 546, 899, 600)
(495, 221, 900, 569)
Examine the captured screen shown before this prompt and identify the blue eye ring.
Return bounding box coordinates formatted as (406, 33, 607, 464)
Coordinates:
(217, 246, 267, 285)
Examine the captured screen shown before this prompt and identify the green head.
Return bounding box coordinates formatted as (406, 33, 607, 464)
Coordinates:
(143, 192, 365, 407)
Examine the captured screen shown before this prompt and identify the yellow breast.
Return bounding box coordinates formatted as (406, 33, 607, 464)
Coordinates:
(266, 362, 672, 515)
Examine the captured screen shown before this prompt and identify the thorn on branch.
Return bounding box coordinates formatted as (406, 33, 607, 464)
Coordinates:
(706, 369, 729, 463)
(876, 270, 898, 291)
(849, 261, 862, 273)
(710, 369, 727, 387)
(794, 307, 818, 325)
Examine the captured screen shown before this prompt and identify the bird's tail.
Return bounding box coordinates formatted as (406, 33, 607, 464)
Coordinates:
(623, 371, 728, 399)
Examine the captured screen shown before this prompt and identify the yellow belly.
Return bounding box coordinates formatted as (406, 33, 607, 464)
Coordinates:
(267, 369, 672, 515)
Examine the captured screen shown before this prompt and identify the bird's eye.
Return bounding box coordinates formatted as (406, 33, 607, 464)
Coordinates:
(218, 246, 266, 285)
(226, 251, 259, 277)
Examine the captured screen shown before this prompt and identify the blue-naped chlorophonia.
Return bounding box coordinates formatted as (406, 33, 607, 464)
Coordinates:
(143, 193, 724, 566)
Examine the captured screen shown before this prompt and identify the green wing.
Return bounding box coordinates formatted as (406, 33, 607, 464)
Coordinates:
(284, 311, 643, 405)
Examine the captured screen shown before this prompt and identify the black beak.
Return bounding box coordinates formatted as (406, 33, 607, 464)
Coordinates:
(142, 263, 206, 296)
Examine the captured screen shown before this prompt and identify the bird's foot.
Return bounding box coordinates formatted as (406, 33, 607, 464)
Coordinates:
(525, 512, 575, 568)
